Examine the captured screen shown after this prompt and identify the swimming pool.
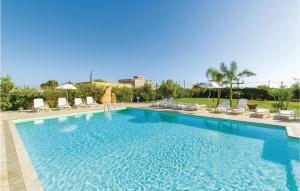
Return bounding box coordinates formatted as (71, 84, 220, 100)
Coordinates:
(15, 108, 300, 190)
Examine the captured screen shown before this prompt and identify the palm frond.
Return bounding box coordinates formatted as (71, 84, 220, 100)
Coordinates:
(215, 73, 225, 82)
(220, 62, 228, 73)
(238, 69, 256, 77)
(206, 67, 221, 81)
(230, 61, 238, 75)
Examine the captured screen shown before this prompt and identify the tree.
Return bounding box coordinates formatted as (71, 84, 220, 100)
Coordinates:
(112, 87, 133, 102)
(40, 80, 59, 91)
(94, 79, 107, 82)
(158, 80, 180, 98)
(133, 83, 154, 101)
(290, 83, 300, 100)
(269, 88, 293, 111)
(0, 75, 15, 110)
(206, 67, 225, 106)
(220, 61, 256, 106)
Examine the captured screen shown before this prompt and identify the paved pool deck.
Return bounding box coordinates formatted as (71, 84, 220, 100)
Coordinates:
(1, 103, 299, 191)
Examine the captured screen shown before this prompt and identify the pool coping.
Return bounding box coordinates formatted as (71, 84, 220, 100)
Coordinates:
(8, 121, 43, 190)
(0, 121, 9, 191)
(12, 107, 127, 123)
(5, 107, 127, 191)
(2, 105, 299, 190)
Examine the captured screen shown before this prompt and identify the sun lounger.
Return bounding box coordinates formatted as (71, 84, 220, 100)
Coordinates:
(178, 103, 189, 110)
(172, 103, 180, 109)
(279, 110, 297, 120)
(172, 103, 187, 110)
(213, 101, 230, 113)
(159, 98, 174, 108)
(231, 99, 248, 115)
(33, 98, 50, 112)
(152, 101, 160, 107)
(159, 99, 168, 107)
(158, 100, 166, 107)
(86, 97, 98, 107)
(74, 98, 86, 108)
(57, 98, 71, 109)
(255, 108, 270, 118)
(186, 103, 206, 111)
(163, 102, 173, 108)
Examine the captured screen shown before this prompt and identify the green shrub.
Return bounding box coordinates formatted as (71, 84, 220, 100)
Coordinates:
(42, 89, 66, 108)
(0, 75, 15, 110)
(10, 88, 43, 110)
(133, 84, 155, 102)
(72, 83, 104, 103)
(291, 83, 300, 99)
(269, 88, 294, 111)
(158, 80, 181, 98)
(113, 87, 133, 102)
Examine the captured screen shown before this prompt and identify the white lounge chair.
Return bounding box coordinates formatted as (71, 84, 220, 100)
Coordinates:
(172, 103, 187, 110)
(161, 99, 174, 108)
(255, 108, 270, 118)
(74, 98, 86, 108)
(161, 101, 169, 107)
(213, 101, 230, 113)
(172, 103, 180, 109)
(279, 110, 297, 121)
(33, 98, 50, 112)
(186, 103, 206, 111)
(152, 101, 160, 107)
(157, 100, 165, 107)
(232, 99, 248, 114)
(57, 98, 71, 109)
(86, 97, 98, 107)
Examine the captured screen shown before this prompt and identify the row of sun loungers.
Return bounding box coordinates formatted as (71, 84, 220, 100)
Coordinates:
(33, 97, 98, 112)
(152, 98, 207, 111)
(153, 98, 297, 120)
(254, 107, 296, 120)
(212, 99, 250, 115)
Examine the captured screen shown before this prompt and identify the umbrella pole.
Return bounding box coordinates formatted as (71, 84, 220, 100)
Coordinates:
(66, 89, 68, 101)
(208, 89, 211, 108)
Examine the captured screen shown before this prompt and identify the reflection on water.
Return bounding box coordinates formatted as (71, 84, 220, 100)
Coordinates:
(61, 125, 77, 133)
(75, 114, 83, 118)
(34, 119, 44, 124)
(58, 116, 67, 122)
(104, 112, 112, 120)
(86, 113, 93, 121)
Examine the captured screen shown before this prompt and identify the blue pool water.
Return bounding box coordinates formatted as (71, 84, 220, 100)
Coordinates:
(16, 108, 300, 190)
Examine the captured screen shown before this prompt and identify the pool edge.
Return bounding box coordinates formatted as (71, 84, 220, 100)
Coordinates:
(8, 121, 43, 191)
(13, 107, 127, 123)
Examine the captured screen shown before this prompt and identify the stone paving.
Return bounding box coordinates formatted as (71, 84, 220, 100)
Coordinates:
(1, 103, 299, 191)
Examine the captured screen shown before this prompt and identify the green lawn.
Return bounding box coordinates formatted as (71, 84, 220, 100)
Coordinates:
(174, 98, 300, 115)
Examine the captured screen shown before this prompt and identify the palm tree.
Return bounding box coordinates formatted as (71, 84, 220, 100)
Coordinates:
(220, 61, 256, 106)
(206, 67, 225, 106)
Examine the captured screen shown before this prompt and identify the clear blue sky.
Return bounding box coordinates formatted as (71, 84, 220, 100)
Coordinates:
(2, 0, 300, 87)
